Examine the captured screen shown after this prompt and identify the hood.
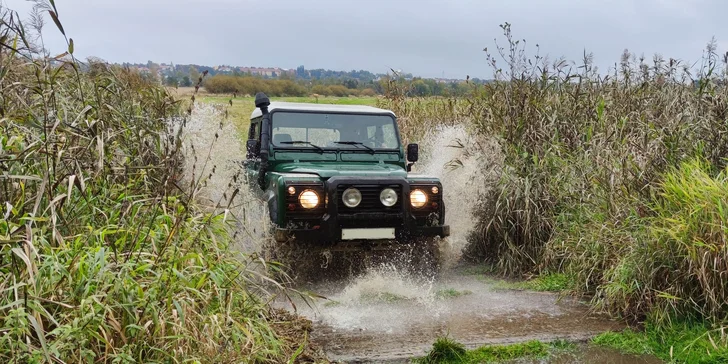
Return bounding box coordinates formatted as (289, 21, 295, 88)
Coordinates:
(274, 162, 407, 179)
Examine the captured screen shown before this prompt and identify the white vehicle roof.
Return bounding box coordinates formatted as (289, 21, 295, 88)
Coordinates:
(250, 101, 396, 119)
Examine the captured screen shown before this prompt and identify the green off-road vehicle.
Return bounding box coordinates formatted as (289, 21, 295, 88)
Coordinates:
(243, 93, 449, 269)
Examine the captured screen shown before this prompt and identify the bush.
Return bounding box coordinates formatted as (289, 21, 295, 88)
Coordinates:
(598, 160, 728, 323)
(311, 84, 330, 96)
(360, 88, 377, 97)
(203, 74, 308, 96)
(328, 84, 349, 97)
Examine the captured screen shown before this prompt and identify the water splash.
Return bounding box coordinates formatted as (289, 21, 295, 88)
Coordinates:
(175, 103, 271, 254)
(337, 264, 436, 305)
(416, 124, 503, 264)
(296, 264, 448, 333)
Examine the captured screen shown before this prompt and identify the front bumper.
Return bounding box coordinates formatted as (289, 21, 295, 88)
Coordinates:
(278, 176, 448, 244)
(273, 225, 450, 243)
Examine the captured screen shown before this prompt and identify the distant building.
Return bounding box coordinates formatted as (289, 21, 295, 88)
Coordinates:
(237, 66, 294, 77)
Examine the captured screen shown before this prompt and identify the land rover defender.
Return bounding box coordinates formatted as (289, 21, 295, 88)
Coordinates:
(244, 93, 449, 253)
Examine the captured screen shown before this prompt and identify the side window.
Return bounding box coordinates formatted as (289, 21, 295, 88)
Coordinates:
(249, 117, 261, 141)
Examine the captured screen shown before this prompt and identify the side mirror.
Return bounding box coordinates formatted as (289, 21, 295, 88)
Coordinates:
(246, 139, 260, 158)
(407, 143, 419, 162)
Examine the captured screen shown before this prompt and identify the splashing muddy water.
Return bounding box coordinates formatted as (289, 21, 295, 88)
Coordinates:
(278, 269, 630, 362)
(177, 103, 272, 254)
(416, 124, 503, 264)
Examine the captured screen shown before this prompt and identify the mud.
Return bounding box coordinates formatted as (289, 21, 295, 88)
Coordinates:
(273, 265, 643, 362)
(524, 345, 662, 364)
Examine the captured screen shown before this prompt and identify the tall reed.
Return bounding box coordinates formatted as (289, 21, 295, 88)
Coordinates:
(0, 3, 305, 362)
(384, 23, 728, 324)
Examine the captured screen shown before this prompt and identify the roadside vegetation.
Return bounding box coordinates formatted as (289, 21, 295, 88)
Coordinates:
(387, 23, 728, 362)
(0, 4, 318, 363)
(593, 322, 728, 363)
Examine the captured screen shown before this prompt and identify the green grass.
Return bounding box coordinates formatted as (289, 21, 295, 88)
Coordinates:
(593, 322, 728, 364)
(435, 288, 473, 299)
(549, 339, 578, 352)
(460, 265, 497, 276)
(416, 338, 550, 363)
(508, 273, 571, 292)
(417, 337, 467, 363)
(360, 291, 409, 303)
(473, 272, 570, 293)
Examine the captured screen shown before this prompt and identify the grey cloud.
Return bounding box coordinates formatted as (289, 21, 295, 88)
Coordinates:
(4, 0, 725, 78)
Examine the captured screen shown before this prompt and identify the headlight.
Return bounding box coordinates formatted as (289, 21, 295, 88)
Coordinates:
(410, 189, 427, 208)
(299, 190, 319, 209)
(342, 188, 362, 208)
(380, 188, 398, 207)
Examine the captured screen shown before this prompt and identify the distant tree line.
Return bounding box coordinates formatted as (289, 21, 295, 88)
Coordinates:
(200, 74, 485, 97)
(126, 61, 488, 97)
(201, 74, 379, 97)
(294, 65, 391, 82)
(127, 60, 489, 97)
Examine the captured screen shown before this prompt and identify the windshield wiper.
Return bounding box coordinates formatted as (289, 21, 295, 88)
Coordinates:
(335, 141, 375, 154)
(279, 140, 324, 153)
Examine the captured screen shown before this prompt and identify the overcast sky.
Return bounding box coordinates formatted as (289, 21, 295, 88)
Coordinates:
(3, 0, 726, 79)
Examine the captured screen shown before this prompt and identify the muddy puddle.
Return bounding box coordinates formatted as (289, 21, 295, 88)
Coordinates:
(274, 264, 658, 363)
(520, 345, 661, 364)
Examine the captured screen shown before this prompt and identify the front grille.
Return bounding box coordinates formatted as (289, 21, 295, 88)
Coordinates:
(336, 184, 402, 213)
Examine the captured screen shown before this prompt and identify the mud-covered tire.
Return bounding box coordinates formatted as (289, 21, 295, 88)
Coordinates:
(262, 237, 443, 282)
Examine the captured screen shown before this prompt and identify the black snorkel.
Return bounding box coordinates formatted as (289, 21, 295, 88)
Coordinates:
(255, 92, 271, 190)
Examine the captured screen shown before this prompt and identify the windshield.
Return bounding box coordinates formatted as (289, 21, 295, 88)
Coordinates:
(271, 111, 400, 150)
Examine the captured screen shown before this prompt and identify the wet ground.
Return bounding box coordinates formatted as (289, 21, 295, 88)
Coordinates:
(274, 264, 660, 363)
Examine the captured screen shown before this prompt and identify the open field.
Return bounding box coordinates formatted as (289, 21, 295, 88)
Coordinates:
(189, 93, 379, 131)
